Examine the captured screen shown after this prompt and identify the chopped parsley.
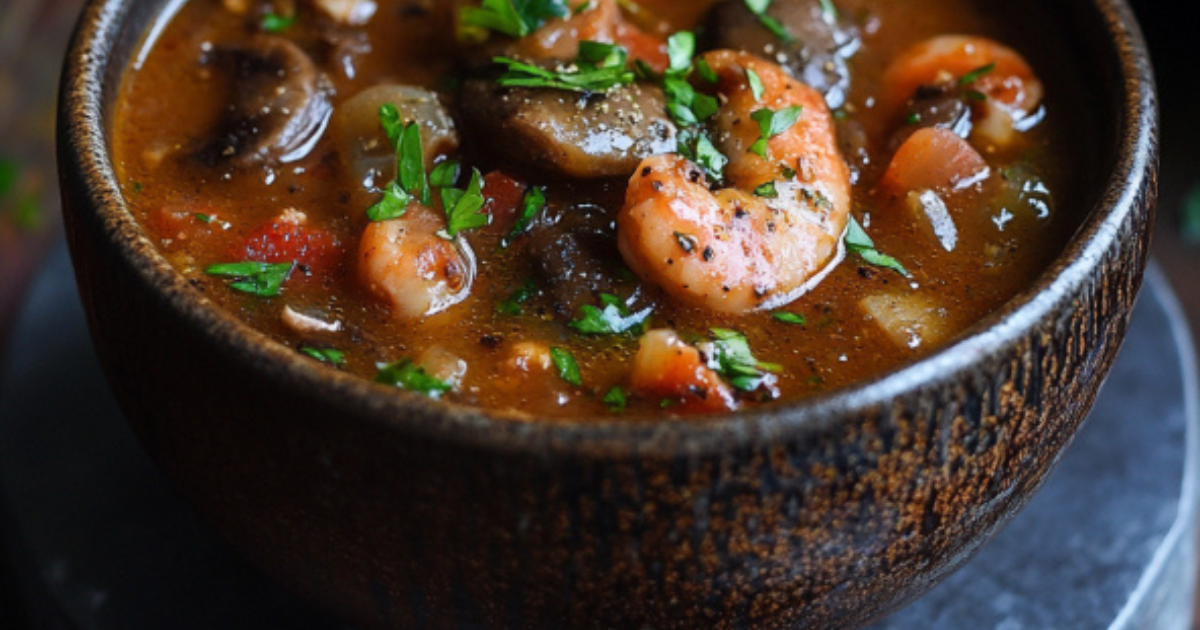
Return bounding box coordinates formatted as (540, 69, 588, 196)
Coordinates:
(375, 359, 453, 398)
(569, 293, 652, 335)
(439, 168, 490, 238)
(193, 212, 213, 224)
(749, 106, 803, 159)
(505, 186, 546, 244)
(260, 13, 296, 33)
(819, 0, 838, 23)
(495, 42, 634, 93)
(958, 62, 996, 86)
(301, 346, 346, 367)
(677, 128, 727, 183)
(461, 0, 569, 39)
(430, 160, 461, 188)
(367, 105, 431, 221)
(743, 0, 794, 44)
(496, 278, 539, 315)
(844, 216, 911, 277)
(205, 261, 294, 297)
(708, 328, 782, 392)
(746, 68, 765, 101)
(603, 386, 628, 411)
(550, 347, 583, 386)
(773, 311, 807, 325)
(754, 181, 778, 198)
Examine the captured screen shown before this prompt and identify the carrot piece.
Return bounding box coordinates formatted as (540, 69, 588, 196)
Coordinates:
(878, 127, 989, 200)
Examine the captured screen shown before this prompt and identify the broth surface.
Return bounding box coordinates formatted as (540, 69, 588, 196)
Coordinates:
(113, 0, 1084, 417)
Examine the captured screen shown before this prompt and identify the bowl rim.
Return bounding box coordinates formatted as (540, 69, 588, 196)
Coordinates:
(58, 0, 1158, 457)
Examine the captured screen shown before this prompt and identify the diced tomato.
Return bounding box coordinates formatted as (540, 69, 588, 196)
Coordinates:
(480, 171, 528, 234)
(631, 330, 737, 414)
(234, 216, 341, 277)
(616, 25, 669, 74)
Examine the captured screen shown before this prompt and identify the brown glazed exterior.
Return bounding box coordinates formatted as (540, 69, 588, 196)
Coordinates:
(57, 1, 1157, 628)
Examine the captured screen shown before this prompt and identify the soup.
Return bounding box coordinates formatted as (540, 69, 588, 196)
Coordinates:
(112, 0, 1081, 417)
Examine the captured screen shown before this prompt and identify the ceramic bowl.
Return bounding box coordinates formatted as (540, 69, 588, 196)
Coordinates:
(56, 0, 1157, 628)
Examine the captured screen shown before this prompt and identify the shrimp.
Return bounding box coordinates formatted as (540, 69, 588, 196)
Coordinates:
(630, 330, 736, 414)
(358, 204, 476, 319)
(617, 50, 851, 314)
(883, 36, 1044, 146)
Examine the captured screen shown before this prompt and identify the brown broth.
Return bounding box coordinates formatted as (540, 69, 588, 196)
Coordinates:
(112, 0, 1084, 418)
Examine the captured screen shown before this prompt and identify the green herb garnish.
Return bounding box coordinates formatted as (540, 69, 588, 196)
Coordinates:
(505, 186, 546, 244)
(368, 182, 412, 222)
(569, 293, 652, 335)
(375, 359, 453, 398)
(301, 346, 346, 367)
(205, 261, 294, 297)
(746, 68, 765, 102)
(844, 216, 911, 277)
(439, 168, 490, 238)
(603, 386, 628, 410)
(193, 213, 213, 224)
(708, 328, 782, 392)
(550, 347, 583, 386)
(0, 159, 17, 198)
(260, 13, 296, 33)
(677, 128, 727, 183)
(368, 105, 431, 221)
(495, 41, 634, 93)
(773, 311, 807, 325)
(461, 0, 569, 38)
(743, 0, 794, 43)
(958, 62, 996, 86)
(749, 106, 803, 159)
(754, 181, 778, 198)
(430, 160, 461, 188)
(819, 0, 838, 23)
(496, 278, 539, 316)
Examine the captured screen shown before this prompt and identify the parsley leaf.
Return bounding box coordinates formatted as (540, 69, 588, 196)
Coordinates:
(193, 213, 213, 224)
(301, 346, 346, 367)
(260, 13, 296, 33)
(550, 347, 583, 386)
(505, 186, 546, 244)
(958, 62, 996, 86)
(367, 181, 412, 222)
(746, 67, 765, 101)
(773, 311, 807, 325)
(461, 0, 569, 38)
(569, 293, 652, 335)
(440, 168, 490, 238)
(819, 0, 838, 23)
(754, 181, 778, 198)
(844, 216, 911, 277)
(496, 278, 539, 315)
(708, 328, 782, 392)
(749, 106, 803, 159)
(667, 30, 696, 73)
(677, 128, 727, 183)
(430, 160, 461, 189)
(375, 359, 453, 398)
(205, 261, 294, 297)
(495, 41, 635, 93)
(743, 0, 794, 44)
(603, 386, 628, 410)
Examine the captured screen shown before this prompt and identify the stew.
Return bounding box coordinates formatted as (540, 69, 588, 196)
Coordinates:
(112, 0, 1085, 417)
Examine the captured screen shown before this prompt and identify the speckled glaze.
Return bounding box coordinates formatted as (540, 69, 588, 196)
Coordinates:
(57, 0, 1157, 628)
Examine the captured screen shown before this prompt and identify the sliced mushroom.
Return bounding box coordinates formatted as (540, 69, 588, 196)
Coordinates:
(459, 77, 676, 179)
(331, 85, 459, 190)
(197, 35, 333, 167)
(527, 202, 622, 317)
(703, 0, 860, 109)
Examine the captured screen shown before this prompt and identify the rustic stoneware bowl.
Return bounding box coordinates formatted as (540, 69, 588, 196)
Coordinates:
(57, 0, 1156, 628)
